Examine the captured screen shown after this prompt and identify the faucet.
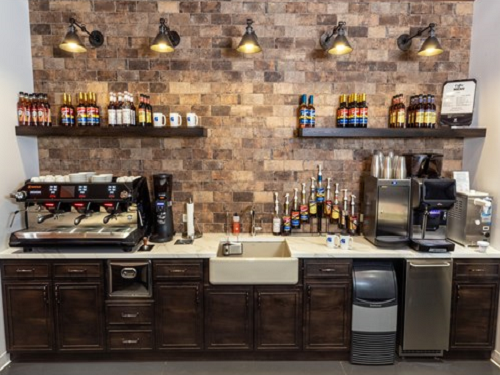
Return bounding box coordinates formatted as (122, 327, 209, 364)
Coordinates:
(250, 206, 262, 236)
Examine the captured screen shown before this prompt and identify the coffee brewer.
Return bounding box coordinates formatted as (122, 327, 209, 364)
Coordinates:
(150, 173, 174, 243)
(10, 177, 152, 252)
(409, 178, 457, 252)
(363, 175, 412, 247)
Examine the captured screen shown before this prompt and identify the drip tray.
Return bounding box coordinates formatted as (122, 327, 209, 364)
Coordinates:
(14, 226, 137, 240)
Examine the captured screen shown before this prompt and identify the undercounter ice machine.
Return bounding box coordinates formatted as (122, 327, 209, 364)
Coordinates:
(351, 262, 398, 365)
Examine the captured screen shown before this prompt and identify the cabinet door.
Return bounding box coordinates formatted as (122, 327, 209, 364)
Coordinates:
(156, 283, 203, 350)
(255, 287, 302, 350)
(450, 282, 499, 349)
(54, 283, 104, 351)
(3, 282, 53, 352)
(205, 287, 253, 350)
(304, 282, 351, 350)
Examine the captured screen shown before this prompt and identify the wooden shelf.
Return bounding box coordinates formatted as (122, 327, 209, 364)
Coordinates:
(298, 127, 487, 139)
(15, 126, 207, 138)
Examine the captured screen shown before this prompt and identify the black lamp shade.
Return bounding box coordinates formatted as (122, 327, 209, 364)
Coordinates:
(237, 32, 262, 54)
(328, 34, 353, 55)
(150, 32, 175, 53)
(59, 29, 87, 53)
(418, 35, 444, 57)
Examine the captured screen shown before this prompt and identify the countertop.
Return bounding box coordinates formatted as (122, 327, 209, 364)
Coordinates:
(0, 233, 498, 260)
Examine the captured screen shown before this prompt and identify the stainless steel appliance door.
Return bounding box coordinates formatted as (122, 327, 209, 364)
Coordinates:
(403, 259, 452, 351)
(377, 185, 410, 237)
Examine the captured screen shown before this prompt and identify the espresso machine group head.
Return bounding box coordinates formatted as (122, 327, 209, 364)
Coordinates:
(150, 173, 175, 243)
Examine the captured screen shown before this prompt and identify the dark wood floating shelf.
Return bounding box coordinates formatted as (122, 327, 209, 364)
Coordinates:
(15, 126, 207, 138)
(298, 127, 487, 139)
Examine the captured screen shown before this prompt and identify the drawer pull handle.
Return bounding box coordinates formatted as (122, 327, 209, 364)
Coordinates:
(122, 338, 140, 345)
(320, 268, 336, 272)
(16, 268, 34, 273)
(121, 312, 140, 318)
(68, 269, 87, 273)
(169, 269, 187, 273)
(469, 268, 486, 272)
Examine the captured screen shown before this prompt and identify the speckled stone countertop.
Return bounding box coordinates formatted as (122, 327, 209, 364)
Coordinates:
(0, 233, 498, 260)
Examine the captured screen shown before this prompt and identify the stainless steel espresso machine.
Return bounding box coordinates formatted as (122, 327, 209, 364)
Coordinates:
(9, 177, 152, 252)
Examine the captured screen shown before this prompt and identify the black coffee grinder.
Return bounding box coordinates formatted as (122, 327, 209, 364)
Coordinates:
(150, 174, 174, 243)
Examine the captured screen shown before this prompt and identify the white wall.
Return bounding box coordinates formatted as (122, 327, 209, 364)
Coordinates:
(464, 0, 500, 364)
(0, 0, 38, 368)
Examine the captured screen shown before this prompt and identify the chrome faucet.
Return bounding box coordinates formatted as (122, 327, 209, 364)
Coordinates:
(250, 206, 262, 236)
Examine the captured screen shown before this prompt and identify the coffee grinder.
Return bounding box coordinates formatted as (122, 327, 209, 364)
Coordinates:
(150, 173, 174, 243)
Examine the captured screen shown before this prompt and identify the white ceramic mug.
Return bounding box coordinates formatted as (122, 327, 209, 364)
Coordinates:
(187, 113, 199, 127)
(153, 113, 166, 127)
(326, 234, 338, 249)
(169, 113, 182, 127)
(340, 235, 354, 250)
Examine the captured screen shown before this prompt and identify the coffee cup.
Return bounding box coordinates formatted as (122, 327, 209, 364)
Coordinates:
(477, 240, 489, 253)
(187, 113, 199, 127)
(153, 113, 166, 127)
(326, 234, 339, 249)
(339, 235, 354, 250)
(169, 113, 182, 127)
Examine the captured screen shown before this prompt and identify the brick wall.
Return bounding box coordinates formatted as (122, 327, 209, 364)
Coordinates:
(30, 0, 474, 233)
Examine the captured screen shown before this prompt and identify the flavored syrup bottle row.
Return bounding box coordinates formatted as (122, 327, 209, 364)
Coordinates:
(298, 94, 316, 128)
(108, 92, 152, 127)
(337, 93, 368, 128)
(60, 93, 75, 126)
(76, 92, 101, 127)
(17, 92, 52, 127)
(272, 172, 361, 236)
(389, 94, 437, 128)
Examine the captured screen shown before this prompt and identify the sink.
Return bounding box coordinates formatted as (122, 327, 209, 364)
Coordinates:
(209, 241, 299, 285)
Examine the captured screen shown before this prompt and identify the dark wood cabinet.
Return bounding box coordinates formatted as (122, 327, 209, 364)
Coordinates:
(450, 260, 500, 351)
(54, 283, 104, 351)
(2, 282, 53, 352)
(255, 287, 302, 350)
(205, 287, 253, 350)
(303, 259, 352, 351)
(156, 283, 203, 350)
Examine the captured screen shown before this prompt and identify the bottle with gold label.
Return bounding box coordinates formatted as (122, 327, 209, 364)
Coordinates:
(67, 94, 75, 126)
(331, 183, 340, 225)
(299, 182, 309, 223)
(282, 193, 292, 236)
(396, 94, 406, 128)
(308, 95, 315, 128)
(358, 93, 368, 128)
(337, 95, 348, 128)
(430, 95, 437, 128)
(415, 95, 425, 128)
(308, 177, 317, 219)
(348, 195, 358, 235)
(324, 178, 333, 218)
(291, 188, 301, 230)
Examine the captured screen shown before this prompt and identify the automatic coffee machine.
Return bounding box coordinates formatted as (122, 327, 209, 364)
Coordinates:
(150, 173, 174, 243)
(409, 178, 457, 252)
(10, 177, 152, 252)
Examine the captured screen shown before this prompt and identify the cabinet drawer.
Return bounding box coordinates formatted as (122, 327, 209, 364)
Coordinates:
(108, 330, 153, 351)
(304, 260, 352, 279)
(454, 260, 500, 279)
(2, 263, 50, 279)
(107, 303, 153, 325)
(154, 260, 203, 280)
(54, 263, 102, 278)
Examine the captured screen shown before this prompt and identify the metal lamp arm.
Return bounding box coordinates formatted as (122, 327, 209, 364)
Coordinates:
(70, 18, 91, 37)
(405, 24, 433, 43)
(324, 22, 345, 43)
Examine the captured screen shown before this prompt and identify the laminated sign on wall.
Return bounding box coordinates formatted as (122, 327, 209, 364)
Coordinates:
(440, 79, 477, 127)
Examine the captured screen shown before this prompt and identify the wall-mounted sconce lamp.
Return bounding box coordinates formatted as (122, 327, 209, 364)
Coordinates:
(150, 18, 181, 53)
(237, 19, 262, 54)
(320, 21, 353, 55)
(397, 23, 444, 57)
(59, 18, 104, 53)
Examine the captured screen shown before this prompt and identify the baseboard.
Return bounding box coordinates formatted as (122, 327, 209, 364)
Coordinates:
(491, 350, 500, 367)
(0, 351, 10, 371)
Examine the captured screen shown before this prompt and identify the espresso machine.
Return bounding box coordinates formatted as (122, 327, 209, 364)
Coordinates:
(150, 173, 174, 243)
(447, 190, 493, 246)
(409, 178, 457, 252)
(10, 177, 152, 252)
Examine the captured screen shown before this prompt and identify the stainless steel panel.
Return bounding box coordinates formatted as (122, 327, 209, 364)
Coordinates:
(352, 305, 397, 333)
(377, 185, 410, 237)
(402, 260, 452, 351)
